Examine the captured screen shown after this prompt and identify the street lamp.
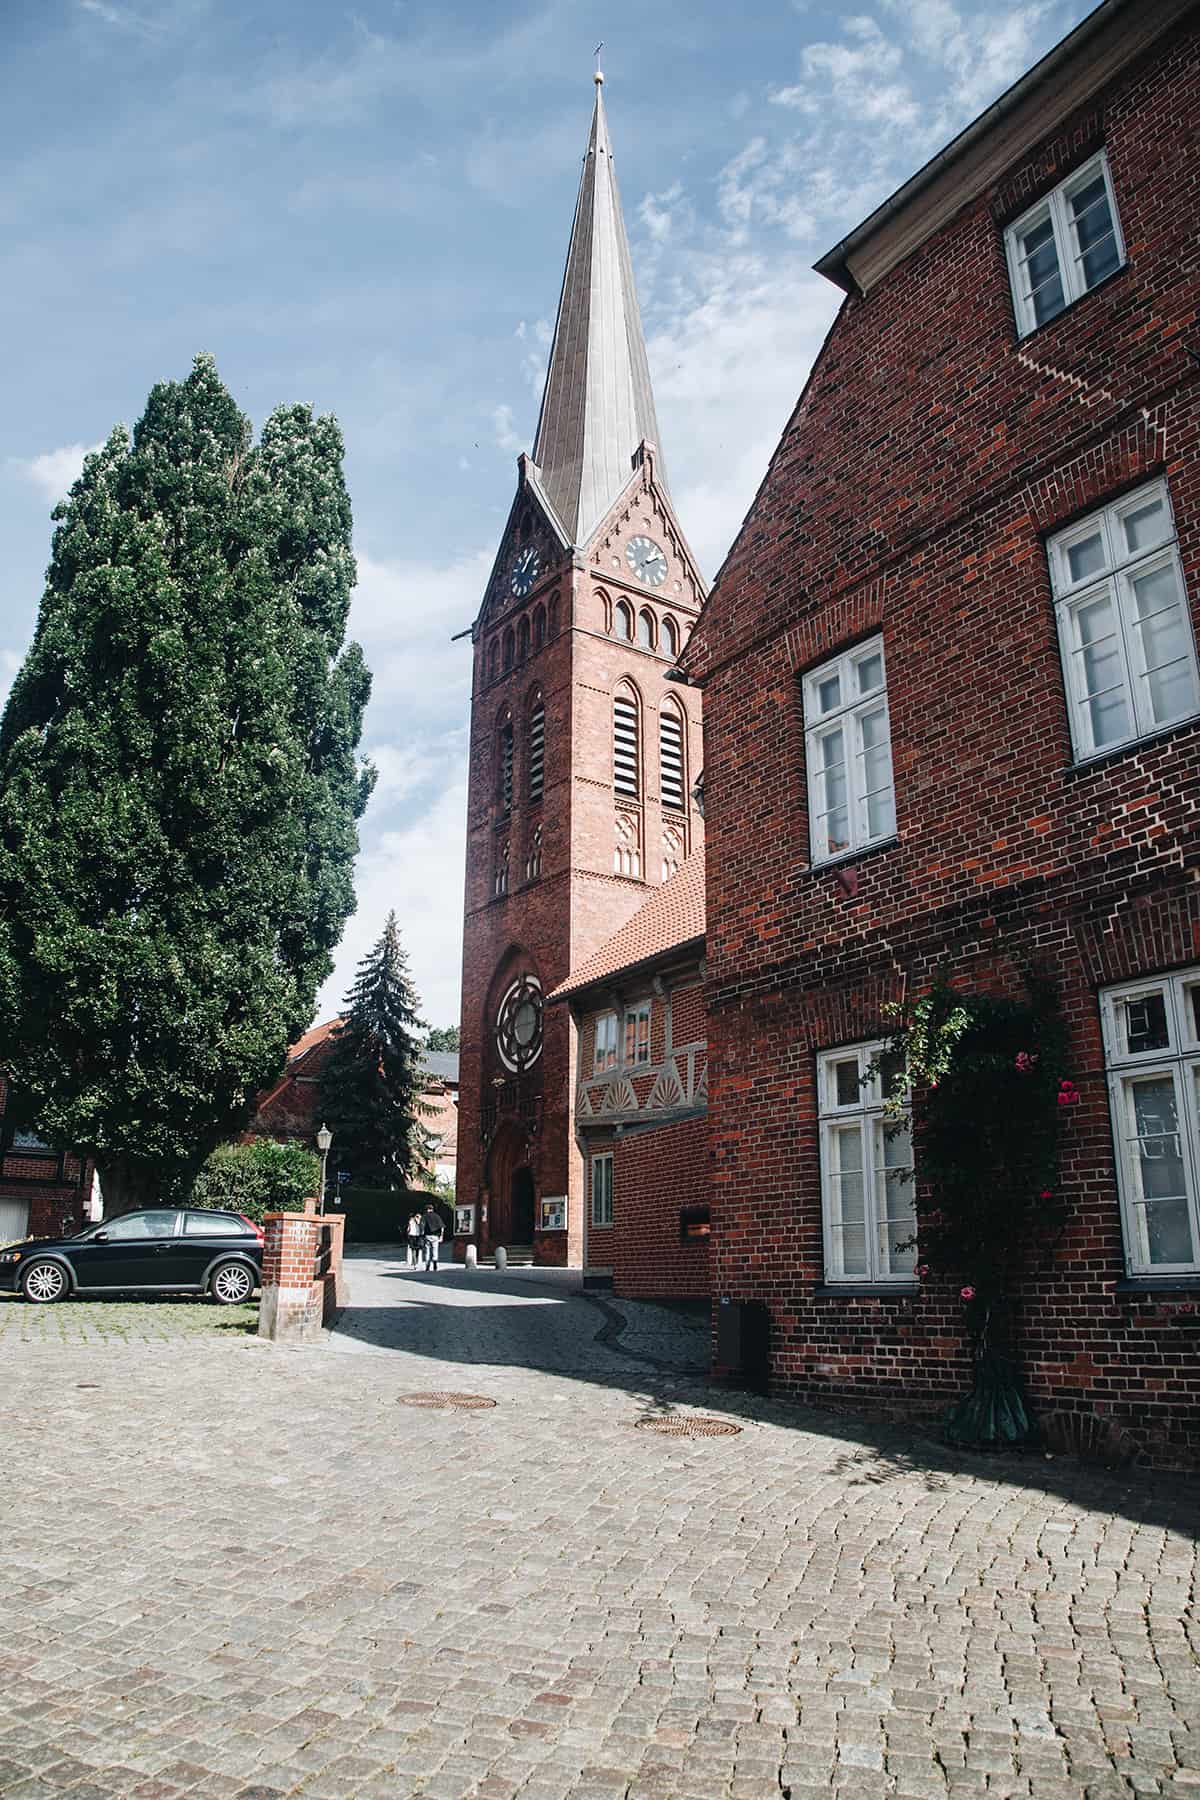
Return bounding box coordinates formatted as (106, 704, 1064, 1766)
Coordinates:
(316, 1123, 333, 1215)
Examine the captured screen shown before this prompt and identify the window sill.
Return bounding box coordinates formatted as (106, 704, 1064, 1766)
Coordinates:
(1114, 1276, 1200, 1295)
(804, 836, 899, 877)
(813, 1283, 919, 1300)
(1063, 714, 1200, 779)
(1013, 258, 1130, 344)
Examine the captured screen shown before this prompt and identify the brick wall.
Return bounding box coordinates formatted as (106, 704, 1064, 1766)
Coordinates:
(687, 16, 1200, 1467)
(614, 1118, 710, 1301)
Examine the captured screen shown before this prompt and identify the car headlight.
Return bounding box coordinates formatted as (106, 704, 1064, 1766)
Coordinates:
(0, 1250, 22, 1263)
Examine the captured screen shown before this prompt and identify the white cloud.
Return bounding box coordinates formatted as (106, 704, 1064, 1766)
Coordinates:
(492, 403, 522, 453)
(348, 543, 487, 733)
(318, 768, 468, 1032)
(13, 442, 103, 504)
(78, 0, 161, 34)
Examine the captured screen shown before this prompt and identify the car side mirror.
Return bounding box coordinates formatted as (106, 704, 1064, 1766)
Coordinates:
(94, 1230, 109, 1242)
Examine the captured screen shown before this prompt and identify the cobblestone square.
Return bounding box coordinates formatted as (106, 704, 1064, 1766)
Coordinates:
(3, 1250, 1197, 1798)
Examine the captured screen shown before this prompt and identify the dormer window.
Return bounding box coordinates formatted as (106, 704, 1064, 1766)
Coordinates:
(1004, 152, 1125, 337)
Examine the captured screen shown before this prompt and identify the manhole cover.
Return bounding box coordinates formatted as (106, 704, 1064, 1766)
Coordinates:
(397, 1392, 497, 1411)
(633, 1415, 741, 1438)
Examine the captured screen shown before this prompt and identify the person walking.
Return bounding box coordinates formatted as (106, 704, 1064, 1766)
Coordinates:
(421, 1204, 445, 1272)
(406, 1209, 423, 1270)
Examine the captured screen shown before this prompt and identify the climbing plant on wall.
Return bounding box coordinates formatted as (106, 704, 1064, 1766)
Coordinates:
(877, 968, 1077, 1447)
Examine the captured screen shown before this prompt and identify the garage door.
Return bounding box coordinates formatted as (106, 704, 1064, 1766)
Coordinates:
(0, 1199, 30, 1246)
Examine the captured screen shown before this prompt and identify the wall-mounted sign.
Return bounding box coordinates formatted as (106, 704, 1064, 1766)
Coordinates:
(454, 1204, 476, 1237)
(539, 1195, 567, 1232)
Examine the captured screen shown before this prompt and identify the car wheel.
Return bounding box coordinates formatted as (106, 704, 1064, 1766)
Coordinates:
(21, 1259, 69, 1304)
(209, 1261, 255, 1305)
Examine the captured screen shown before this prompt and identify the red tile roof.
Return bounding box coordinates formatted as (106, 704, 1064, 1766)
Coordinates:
(548, 849, 706, 1003)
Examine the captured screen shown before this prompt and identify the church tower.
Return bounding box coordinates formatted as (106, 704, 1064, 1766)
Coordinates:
(455, 73, 706, 1266)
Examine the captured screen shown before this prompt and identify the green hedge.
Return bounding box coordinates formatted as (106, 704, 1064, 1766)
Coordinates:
(189, 1140, 320, 1225)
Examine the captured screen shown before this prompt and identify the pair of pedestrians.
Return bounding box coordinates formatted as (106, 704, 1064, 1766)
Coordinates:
(406, 1204, 446, 1272)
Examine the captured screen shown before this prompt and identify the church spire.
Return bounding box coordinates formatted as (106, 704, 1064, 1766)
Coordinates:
(531, 71, 665, 547)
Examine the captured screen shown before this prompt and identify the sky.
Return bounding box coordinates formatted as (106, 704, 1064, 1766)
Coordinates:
(0, 0, 1096, 1034)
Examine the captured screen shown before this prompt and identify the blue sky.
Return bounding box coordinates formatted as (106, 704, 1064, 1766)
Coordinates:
(1, 0, 1094, 1031)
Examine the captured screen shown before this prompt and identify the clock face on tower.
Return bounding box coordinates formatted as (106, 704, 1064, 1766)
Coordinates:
(510, 545, 541, 598)
(626, 535, 668, 587)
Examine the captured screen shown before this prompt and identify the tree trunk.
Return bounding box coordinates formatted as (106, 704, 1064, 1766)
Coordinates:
(95, 1157, 162, 1218)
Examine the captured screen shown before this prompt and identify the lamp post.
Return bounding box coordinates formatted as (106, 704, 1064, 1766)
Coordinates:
(316, 1123, 332, 1215)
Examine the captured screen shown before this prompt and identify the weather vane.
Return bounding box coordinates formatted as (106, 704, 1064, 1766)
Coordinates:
(594, 41, 604, 81)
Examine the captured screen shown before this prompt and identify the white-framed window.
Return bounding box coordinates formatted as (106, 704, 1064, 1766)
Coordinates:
(1004, 151, 1125, 337)
(1100, 967, 1200, 1276)
(591, 1154, 614, 1228)
(1048, 480, 1200, 761)
(624, 1002, 650, 1067)
(594, 1011, 618, 1075)
(818, 1042, 916, 1286)
(802, 636, 896, 864)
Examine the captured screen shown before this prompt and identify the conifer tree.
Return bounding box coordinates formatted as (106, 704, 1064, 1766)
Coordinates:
(318, 912, 433, 1185)
(0, 355, 375, 1212)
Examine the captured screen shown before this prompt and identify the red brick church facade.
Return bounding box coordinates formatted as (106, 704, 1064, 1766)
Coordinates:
(685, 0, 1200, 1466)
(455, 74, 704, 1267)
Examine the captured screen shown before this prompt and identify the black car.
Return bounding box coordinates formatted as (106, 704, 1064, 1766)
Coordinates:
(0, 1207, 264, 1305)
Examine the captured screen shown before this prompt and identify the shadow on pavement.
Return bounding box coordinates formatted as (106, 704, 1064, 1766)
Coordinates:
(329, 1254, 1198, 1540)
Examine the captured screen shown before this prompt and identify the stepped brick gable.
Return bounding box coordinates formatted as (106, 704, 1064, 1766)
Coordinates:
(456, 75, 705, 1266)
(685, 0, 1200, 1465)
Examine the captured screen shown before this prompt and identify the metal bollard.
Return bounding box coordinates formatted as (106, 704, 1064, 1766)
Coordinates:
(494, 1245, 507, 1271)
(465, 1243, 478, 1270)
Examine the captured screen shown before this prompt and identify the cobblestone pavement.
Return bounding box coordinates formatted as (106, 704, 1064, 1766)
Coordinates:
(3, 1249, 1197, 1800)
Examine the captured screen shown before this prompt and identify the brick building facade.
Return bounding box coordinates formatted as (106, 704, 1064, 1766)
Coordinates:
(248, 1020, 459, 1184)
(455, 74, 704, 1265)
(550, 851, 709, 1299)
(0, 1074, 95, 1244)
(684, 0, 1200, 1465)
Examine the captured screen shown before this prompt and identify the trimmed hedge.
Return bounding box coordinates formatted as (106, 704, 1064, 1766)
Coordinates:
(189, 1140, 319, 1225)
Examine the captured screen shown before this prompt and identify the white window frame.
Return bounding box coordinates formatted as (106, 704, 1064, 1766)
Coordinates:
(591, 1153, 614, 1228)
(1100, 967, 1200, 1277)
(1004, 151, 1126, 338)
(1048, 479, 1200, 762)
(594, 1011, 618, 1075)
(802, 636, 896, 866)
(818, 1041, 916, 1287)
(623, 1002, 651, 1068)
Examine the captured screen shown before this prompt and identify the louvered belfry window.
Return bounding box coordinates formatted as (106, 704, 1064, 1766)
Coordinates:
(613, 692, 639, 798)
(500, 719, 514, 815)
(660, 706, 685, 810)
(528, 701, 545, 804)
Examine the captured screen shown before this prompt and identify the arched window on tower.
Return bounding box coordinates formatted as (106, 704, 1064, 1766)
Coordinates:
(533, 604, 546, 649)
(615, 600, 633, 641)
(548, 594, 559, 637)
(528, 692, 545, 806)
(488, 639, 500, 684)
(498, 710, 514, 817)
(518, 615, 530, 661)
(504, 628, 516, 672)
(662, 615, 679, 660)
(637, 609, 656, 651)
(613, 684, 640, 800)
(660, 697, 686, 813)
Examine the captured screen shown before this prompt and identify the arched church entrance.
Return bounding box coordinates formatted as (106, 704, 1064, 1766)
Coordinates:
(486, 1121, 531, 1248)
(511, 1167, 535, 1246)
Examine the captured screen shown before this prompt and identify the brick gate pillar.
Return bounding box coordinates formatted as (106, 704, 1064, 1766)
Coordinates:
(258, 1203, 324, 1344)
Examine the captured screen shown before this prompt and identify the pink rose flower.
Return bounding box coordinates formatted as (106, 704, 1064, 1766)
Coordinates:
(916, 1264, 930, 1278)
(960, 1285, 976, 1300)
(1014, 1051, 1038, 1073)
(1039, 1189, 1053, 1200)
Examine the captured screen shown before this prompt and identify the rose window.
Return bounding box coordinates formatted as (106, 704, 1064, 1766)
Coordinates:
(496, 975, 544, 1073)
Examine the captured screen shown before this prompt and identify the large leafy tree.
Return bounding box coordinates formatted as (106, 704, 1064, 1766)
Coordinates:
(0, 355, 375, 1212)
(425, 1025, 459, 1053)
(318, 912, 433, 1186)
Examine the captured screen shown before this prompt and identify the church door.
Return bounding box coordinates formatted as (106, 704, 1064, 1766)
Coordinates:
(511, 1168, 535, 1245)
